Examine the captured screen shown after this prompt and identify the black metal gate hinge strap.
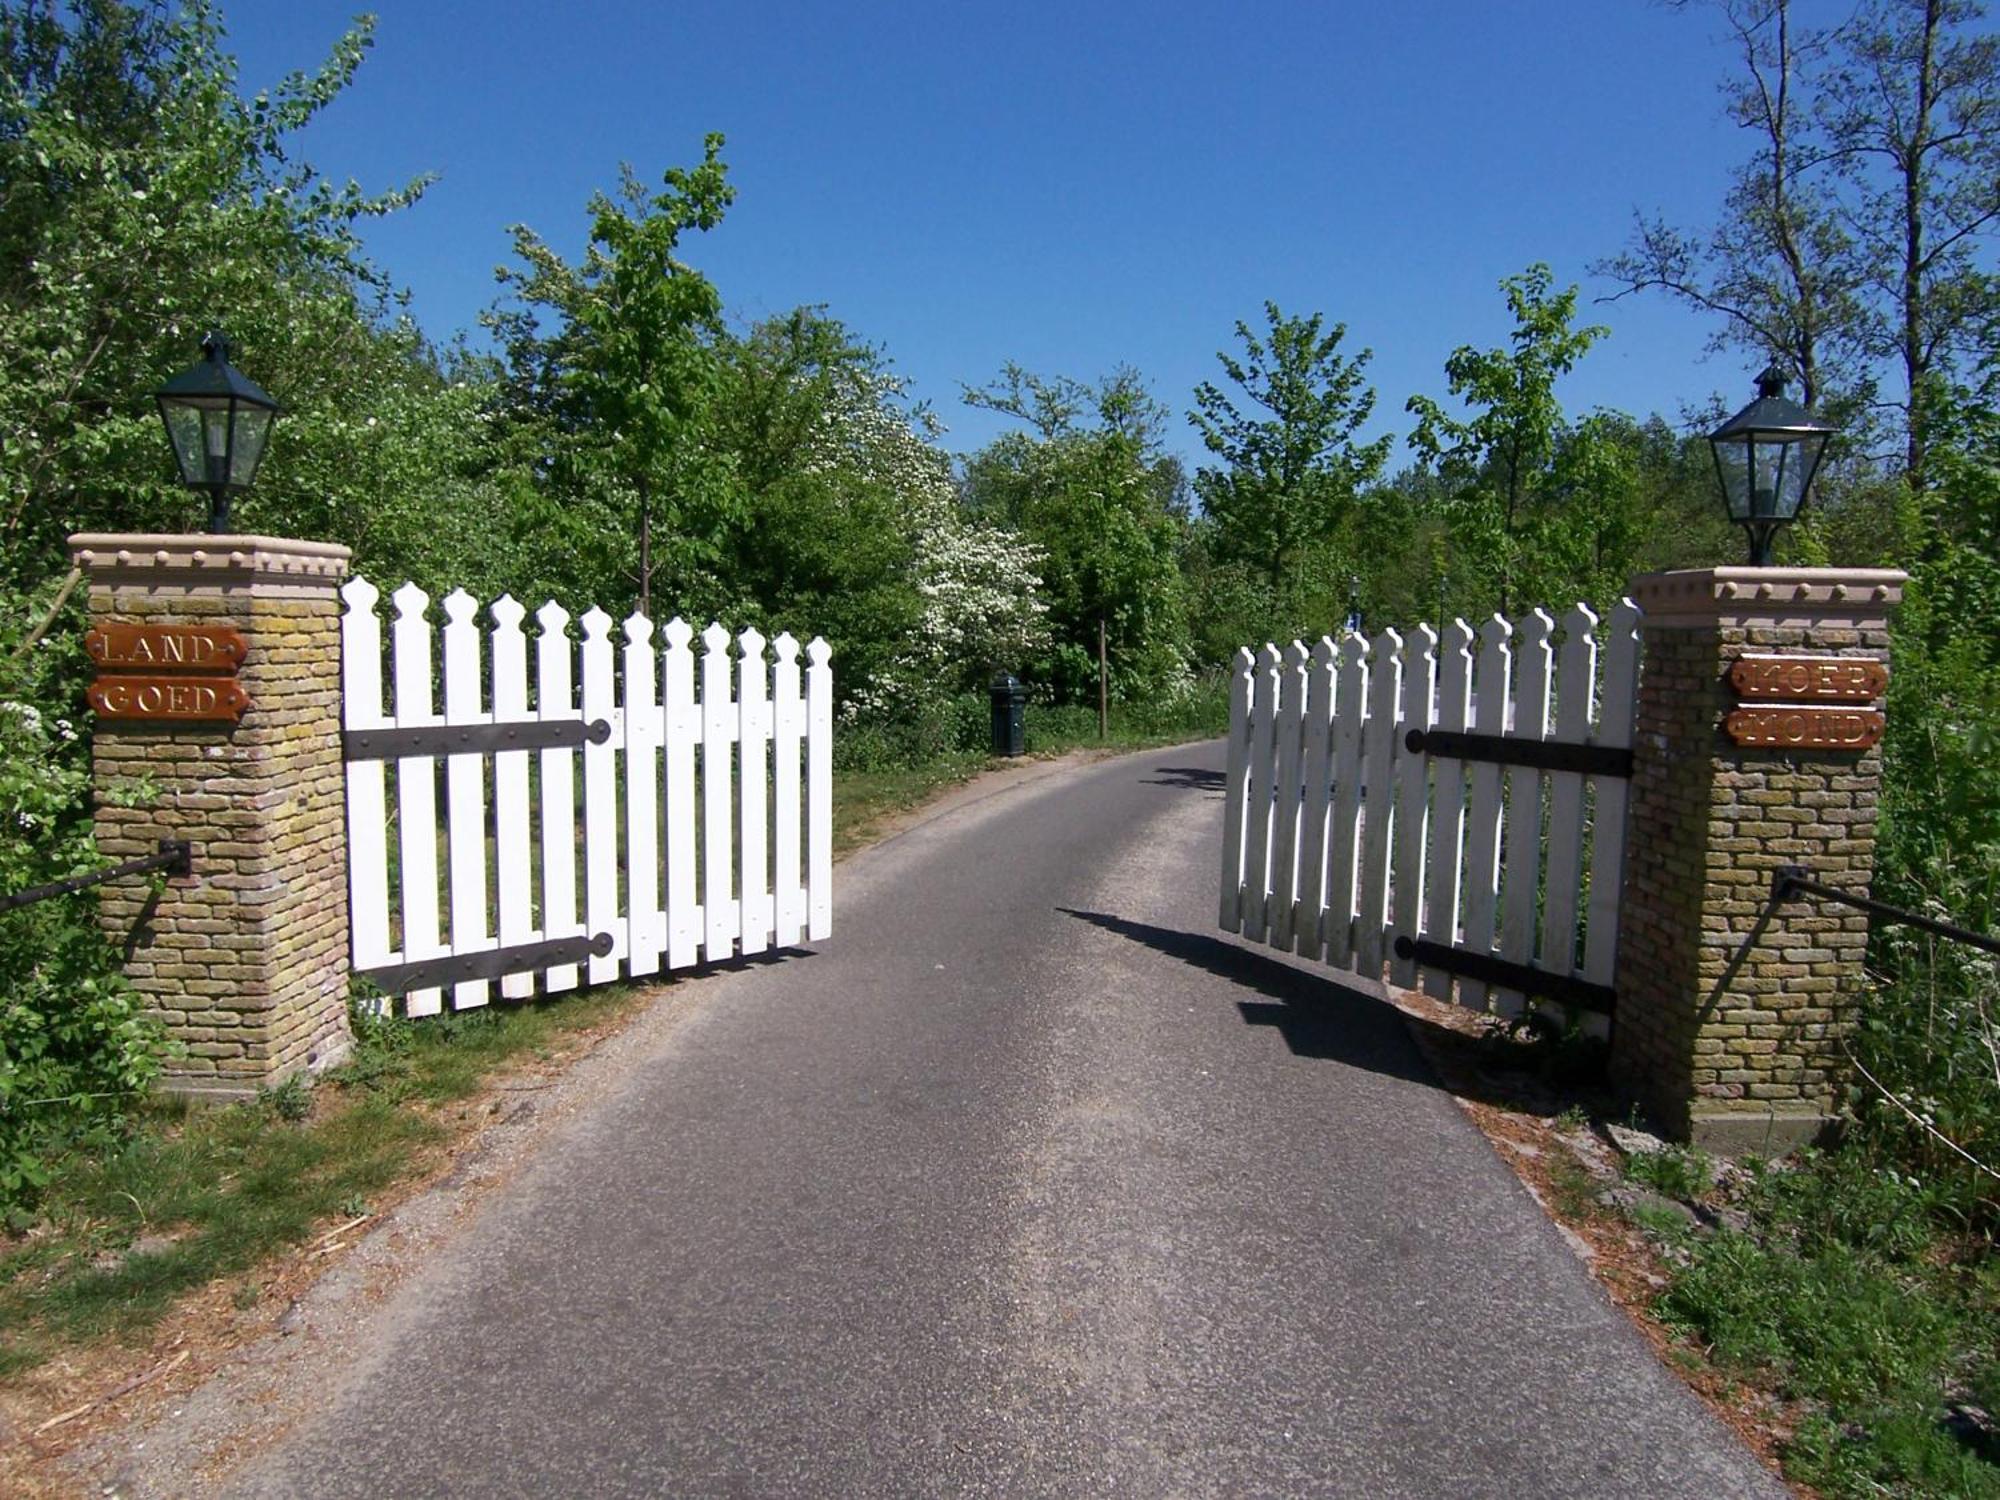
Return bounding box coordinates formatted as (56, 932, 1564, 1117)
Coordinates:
(358, 932, 616, 994)
(1404, 728, 1633, 779)
(344, 717, 613, 761)
(1392, 936, 1617, 1015)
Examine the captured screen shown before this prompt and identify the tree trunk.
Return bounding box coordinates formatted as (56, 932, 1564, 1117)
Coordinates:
(637, 476, 653, 621)
(1900, 0, 1942, 494)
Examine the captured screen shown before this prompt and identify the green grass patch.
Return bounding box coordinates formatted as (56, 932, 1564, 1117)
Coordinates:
(0, 983, 647, 1380)
(1651, 1151, 2000, 1498)
(833, 752, 990, 857)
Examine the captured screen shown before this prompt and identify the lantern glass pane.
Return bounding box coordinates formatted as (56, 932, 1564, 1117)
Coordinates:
(228, 404, 273, 487)
(160, 401, 207, 487)
(1715, 435, 1753, 519)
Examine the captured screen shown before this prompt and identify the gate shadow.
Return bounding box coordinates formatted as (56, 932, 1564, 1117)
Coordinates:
(1057, 907, 1593, 1117)
(1138, 765, 1227, 794)
(1058, 907, 1435, 1086)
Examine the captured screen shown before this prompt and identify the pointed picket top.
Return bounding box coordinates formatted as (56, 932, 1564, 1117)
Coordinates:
(1560, 600, 1600, 643)
(579, 605, 613, 642)
(1257, 642, 1283, 672)
(739, 625, 767, 659)
(1517, 606, 1555, 654)
(1338, 630, 1367, 670)
(391, 579, 430, 620)
(807, 636, 831, 666)
(1285, 638, 1311, 674)
(1310, 635, 1337, 671)
(1478, 613, 1513, 651)
(1406, 620, 1439, 657)
(702, 620, 731, 655)
(1604, 596, 1641, 650)
(342, 574, 380, 613)
(773, 630, 800, 664)
(1443, 616, 1475, 654)
(662, 615, 694, 651)
(535, 598, 571, 636)
(490, 593, 525, 630)
(442, 586, 480, 626)
(624, 611, 655, 647)
(1374, 624, 1404, 660)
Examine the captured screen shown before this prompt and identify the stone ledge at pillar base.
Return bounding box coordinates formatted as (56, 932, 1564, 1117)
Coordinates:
(158, 1032, 355, 1106)
(1690, 1107, 1840, 1157)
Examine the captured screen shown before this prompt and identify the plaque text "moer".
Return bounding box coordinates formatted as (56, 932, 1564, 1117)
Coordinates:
(1729, 654, 1886, 702)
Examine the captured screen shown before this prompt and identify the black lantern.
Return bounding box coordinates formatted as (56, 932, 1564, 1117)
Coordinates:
(1707, 365, 1834, 566)
(155, 330, 280, 533)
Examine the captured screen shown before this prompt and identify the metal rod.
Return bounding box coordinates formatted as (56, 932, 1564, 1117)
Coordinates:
(1772, 864, 2000, 959)
(0, 840, 191, 915)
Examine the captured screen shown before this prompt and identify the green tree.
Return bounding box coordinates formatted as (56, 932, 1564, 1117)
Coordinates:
(1188, 302, 1391, 591)
(487, 138, 737, 620)
(0, 0, 435, 592)
(1405, 265, 1634, 613)
(962, 366, 1190, 702)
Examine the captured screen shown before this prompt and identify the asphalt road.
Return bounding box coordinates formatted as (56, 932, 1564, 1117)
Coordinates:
(229, 742, 1782, 1499)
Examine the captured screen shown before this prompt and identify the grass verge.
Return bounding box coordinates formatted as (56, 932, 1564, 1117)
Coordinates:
(0, 983, 649, 1382)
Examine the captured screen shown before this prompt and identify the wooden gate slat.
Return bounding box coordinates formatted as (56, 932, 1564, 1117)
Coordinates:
(1218, 647, 1255, 933)
(1388, 625, 1438, 990)
(738, 628, 772, 958)
(490, 596, 535, 1000)
(1291, 640, 1338, 961)
(391, 582, 444, 1016)
(806, 637, 833, 942)
(1267, 642, 1312, 953)
(1355, 628, 1403, 978)
(536, 601, 582, 993)
(340, 579, 391, 1008)
(580, 607, 622, 986)
(1540, 604, 1599, 979)
(1495, 608, 1555, 1017)
(1241, 645, 1283, 944)
(1421, 620, 1476, 1003)
(1582, 599, 1642, 989)
(1456, 616, 1514, 1010)
(624, 614, 663, 977)
(772, 633, 805, 948)
(1323, 635, 1369, 969)
(662, 618, 700, 969)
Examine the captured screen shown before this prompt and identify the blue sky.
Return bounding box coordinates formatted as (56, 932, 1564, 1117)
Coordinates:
(226, 1, 1772, 470)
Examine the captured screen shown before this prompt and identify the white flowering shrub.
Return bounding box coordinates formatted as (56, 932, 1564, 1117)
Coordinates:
(800, 369, 1049, 762)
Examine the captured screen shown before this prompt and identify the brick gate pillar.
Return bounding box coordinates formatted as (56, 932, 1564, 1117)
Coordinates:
(1610, 566, 1905, 1154)
(71, 533, 354, 1100)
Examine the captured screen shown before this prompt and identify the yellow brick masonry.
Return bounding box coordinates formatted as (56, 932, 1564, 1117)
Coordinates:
(70, 534, 353, 1101)
(1611, 566, 1905, 1154)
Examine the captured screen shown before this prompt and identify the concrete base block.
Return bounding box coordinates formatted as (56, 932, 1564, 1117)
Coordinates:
(1690, 1107, 1839, 1158)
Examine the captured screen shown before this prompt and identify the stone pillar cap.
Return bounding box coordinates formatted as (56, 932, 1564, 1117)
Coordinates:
(1631, 566, 1906, 626)
(69, 533, 350, 589)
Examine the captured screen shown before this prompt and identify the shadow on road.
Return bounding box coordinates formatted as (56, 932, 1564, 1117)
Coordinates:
(1057, 908, 1598, 1120)
(1057, 907, 1435, 1087)
(1138, 765, 1227, 795)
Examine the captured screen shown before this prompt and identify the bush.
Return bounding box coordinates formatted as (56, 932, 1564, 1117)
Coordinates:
(0, 599, 171, 1210)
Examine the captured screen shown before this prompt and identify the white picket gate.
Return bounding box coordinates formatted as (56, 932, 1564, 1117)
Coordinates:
(341, 579, 832, 1015)
(1219, 601, 1641, 1024)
